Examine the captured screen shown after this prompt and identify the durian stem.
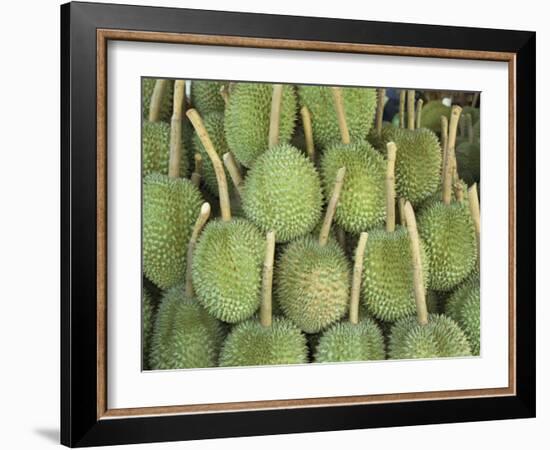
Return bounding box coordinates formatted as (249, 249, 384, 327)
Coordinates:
(472, 92, 479, 108)
(407, 90, 415, 130)
(223, 152, 244, 197)
(220, 84, 229, 106)
(415, 99, 423, 130)
(185, 203, 211, 298)
(398, 198, 407, 227)
(468, 183, 481, 271)
(168, 80, 185, 179)
(148, 79, 168, 123)
(441, 115, 449, 181)
(376, 88, 386, 137)
(300, 106, 315, 162)
(191, 153, 202, 188)
(454, 175, 464, 203)
(319, 167, 346, 247)
(331, 87, 351, 145)
(399, 90, 406, 128)
(268, 84, 284, 149)
(260, 231, 276, 328)
(385, 142, 397, 233)
(467, 113, 474, 144)
(403, 201, 428, 326)
(442, 105, 463, 205)
(186, 108, 232, 221)
(350, 232, 369, 325)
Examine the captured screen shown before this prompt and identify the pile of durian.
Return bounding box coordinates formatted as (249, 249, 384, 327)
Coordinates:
(142, 79, 481, 370)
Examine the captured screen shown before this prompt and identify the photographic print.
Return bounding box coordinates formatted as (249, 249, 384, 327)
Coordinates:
(141, 79, 481, 371)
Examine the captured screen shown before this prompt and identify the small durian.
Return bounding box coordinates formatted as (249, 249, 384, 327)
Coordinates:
(388, 201, 472, 359)
(419, 99, 450, 133)
(219, 231, 308, 366)
(190, 80, 226, 115)
(142, 287, 156, 370)
(276, 168, 351, 333)
(456, 113, 480, 185)
(298, 85, 377, 149)
(418, 106, 477, 291)
(143, 81, 203, 289)
(225, 83, 297, 167)
(320, 87, 386, 233)
(315, 232, 385, 363)
(187, 109, 265, 323)
(149, 203, 225, 369)
(142, 78, 173, 122)
(445, 276, 480, 355)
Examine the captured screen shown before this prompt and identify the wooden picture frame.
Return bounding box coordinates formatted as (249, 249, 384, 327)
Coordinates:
(61, 1, 536, 447)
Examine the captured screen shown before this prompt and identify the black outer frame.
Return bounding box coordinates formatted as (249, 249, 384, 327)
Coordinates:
(61, 1, 536, 447)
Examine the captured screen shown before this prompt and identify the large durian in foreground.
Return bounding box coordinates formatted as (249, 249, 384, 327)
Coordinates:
(188, 109, 265, 323)
(298, 85, 377, 149)
(276, 168, 351, 333)
(149, 203, 225, 369)
(190, 80, 226, 115)
(143, 81, 203, 289)
(314, 232, 385, 362)
(320, 87, 386, 233)
(388, 201, 471, 359)
(219, 231, 308, 366)
(225, 83, 297, 167)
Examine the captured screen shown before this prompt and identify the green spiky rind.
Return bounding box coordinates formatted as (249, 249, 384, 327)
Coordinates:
(362, 226, 429, 322)
(142, 121, 190, 178)
(314, 318, 385, 363)
(391, 128, 442, 205)
(367, 122, 398, 151)
(219, 317, 308, 367)
(418, 180, 470, 212)
(142, 78, 174, 122)
(224, 83, 297, 167)
(456, 141, 480, 185)
(191, 111, 233, 196)
(389, 314, 472, 359)
(149, 287, 224, 369)
(190, 80, 226, 115)
(321, 141, 386, 233)
(192, 219, 265, 323)
(242, 143, 323, 242)
(418, 202, 477, 291)
(297, 85, 377, 149)
(276, 236, 351, 333)
(419, 101, 451, 133)
(445, 277, 480, 355)
(142, 288, 155, 370)
(143, 174, 203, 289)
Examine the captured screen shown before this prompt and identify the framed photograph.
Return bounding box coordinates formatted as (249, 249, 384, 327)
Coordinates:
(61, 1, 536, 447)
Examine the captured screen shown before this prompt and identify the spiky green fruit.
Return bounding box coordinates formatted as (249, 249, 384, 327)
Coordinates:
(445, 277, 480, 355)
(242, 143, 323, 242)
(418, 202, 477, 291)
(419, 101, 451, 133)
(298, 85, 377, 149)
(142, 121, 189, 177)
(314, 318, 385, 363)
(142, 288, 155, 370)
(390, 128, 442, 205)
(321, 141, 386, 233)
(389, 314, 471, 359)
(149, 287, 224, 369)
(362, 226, 430, 322)
(276, 236, 350, 333)
(190, 80, 226, 115)
(142, 78, 173, 122)
(456, 141, 480, 185)
(367, 122, 397, 151)
(143, 174, 202, 289)
(418, 179, 470, 212)
(224, 83, 297, 167)
(219, 317, 308, 366)
(192, 219, 265, 323)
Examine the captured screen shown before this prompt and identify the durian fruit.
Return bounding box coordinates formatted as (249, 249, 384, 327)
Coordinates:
(418, 106, 477, 291)
(142, 287, 155, 370)
(320, 87, 386, 233)
(149, 203, 225, 369)
(187, 108, 265, 323)
(456, 113, 480, 185)
(276, 168, 351, 333)
(390, 90, 442, 205)
(445, 276, 480, 355)
(362, 142, 429, 322)
(367, 87, 399, 151)
(225, 83, 297, 167)
(388, 201, 472, 359)
(419, 99, 451, 133)
(219, 231, 308, 366)
(143, 81, 203, 289)
(315, 232, 385, 363)
(142, 78, 173, 122)
(298, 85, 377, 149)
(190, 80, 226, 115)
